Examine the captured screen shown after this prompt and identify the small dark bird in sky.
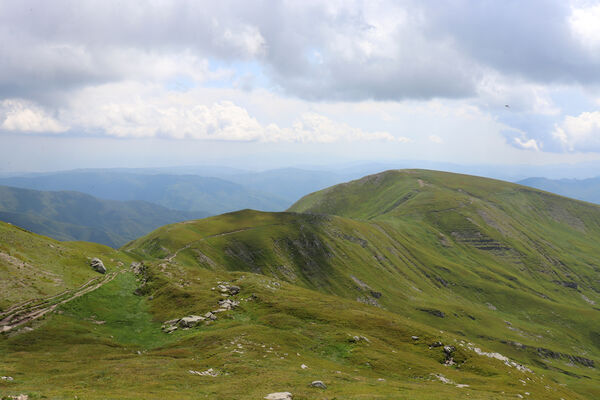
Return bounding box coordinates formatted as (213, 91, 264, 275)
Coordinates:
(505, 104, 510, 108)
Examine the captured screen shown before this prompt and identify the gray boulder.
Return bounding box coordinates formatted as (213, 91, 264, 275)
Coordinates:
(90, 258, 106, 274)
(443, 345, 455, 355)
(310, 380, 327, 389)
(204, 311, 217, 321)
(162, 325, 177, 333)
(178, 315, 205, 328)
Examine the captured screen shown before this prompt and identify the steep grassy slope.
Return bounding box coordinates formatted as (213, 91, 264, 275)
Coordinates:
(0, 185, 206, 247)
(122, 170, 600, 398)
(0, 170, 289, 214)
(0, 221, 132, 310)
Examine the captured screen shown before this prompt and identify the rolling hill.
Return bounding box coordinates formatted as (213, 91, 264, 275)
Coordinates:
(0, 185, 206, 247)
(1, 169, 599, 399)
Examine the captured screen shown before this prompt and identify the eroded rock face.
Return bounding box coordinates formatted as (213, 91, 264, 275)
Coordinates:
(90, 258, 106, 274)
(264, 392, 292, 400)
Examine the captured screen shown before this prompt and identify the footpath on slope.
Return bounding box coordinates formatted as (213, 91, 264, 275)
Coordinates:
(0, 270, 121, 333)
(164, 227, 259, 262)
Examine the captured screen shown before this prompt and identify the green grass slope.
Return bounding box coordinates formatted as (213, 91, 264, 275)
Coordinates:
(0, 256, 581, 399)
(0, 221, 132, 310)
(2, 169, 600, 399)
(0, 185, 206, 247)
(121, 170, 600, 398)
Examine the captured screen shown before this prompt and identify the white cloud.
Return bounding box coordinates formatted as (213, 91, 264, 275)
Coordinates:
(2, 83, 402, 144)
(569, 4, 600, 53)
(0, 99, 67, 133)
(428, 134, 443, 144)
(268, 112, 407, 143)
(514, 137, 540, 151)
(553, 110, 600, 151)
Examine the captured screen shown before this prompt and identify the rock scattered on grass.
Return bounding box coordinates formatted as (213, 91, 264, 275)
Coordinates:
(178, 315, 205, 328)
(310, 380, 327, 389)
(189, 368, 220, 377)
(348, 334, 370, 343)
(411, 335, 419, 340)
(90, 258, 106, 274)
(218, 298, 240, 310)
(1, 376, 14, 381)
(264, 392, 292, 400)
(431, 373, 469, 388)
(300, 364, 308, 369)
(443, 345, 456, 365)
(161, 283, 241, 333)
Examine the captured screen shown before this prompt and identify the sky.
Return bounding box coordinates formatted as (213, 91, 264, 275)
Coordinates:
(1, 0, 600, 174)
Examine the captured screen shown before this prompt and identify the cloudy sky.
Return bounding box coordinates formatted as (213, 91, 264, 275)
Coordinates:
(1, 0, 600, 172)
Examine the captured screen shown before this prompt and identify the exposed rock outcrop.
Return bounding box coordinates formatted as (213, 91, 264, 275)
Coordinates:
(162, 282, 241, 333)
(178, 315, 205, 328)
(90, 258, 106, 274)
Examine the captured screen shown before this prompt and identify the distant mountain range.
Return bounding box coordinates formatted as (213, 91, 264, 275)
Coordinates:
(0, 171, 290, 214)
(4, 167, 600, 248)
(0, 185, 206, 247)
(518, 176, 600, 204)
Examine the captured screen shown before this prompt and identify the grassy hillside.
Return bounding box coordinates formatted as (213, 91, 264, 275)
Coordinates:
(2, 170, 599, 398)
(0, 221, 133, 310)
(0, 170, 289, 214)
(124, 170, 600, 397)
(3, 265, 584, 399)
(0, 185, 206, 247)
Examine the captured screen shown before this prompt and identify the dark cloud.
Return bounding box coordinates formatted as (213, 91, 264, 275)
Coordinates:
(425, 0, 600, 84)
(0, 0, 598, 103)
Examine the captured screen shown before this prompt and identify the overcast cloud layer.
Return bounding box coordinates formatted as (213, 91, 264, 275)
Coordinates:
(1, 0, 600, 170)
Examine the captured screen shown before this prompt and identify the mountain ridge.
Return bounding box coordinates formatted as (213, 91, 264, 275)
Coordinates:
(1, 169, 599, 399)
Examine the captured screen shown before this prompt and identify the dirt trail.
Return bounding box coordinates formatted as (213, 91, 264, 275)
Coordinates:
(164, 227, 255, 262)
(0, 270, 121, 333)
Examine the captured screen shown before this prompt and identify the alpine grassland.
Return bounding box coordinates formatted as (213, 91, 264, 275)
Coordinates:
(1, 170, 599, 399)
